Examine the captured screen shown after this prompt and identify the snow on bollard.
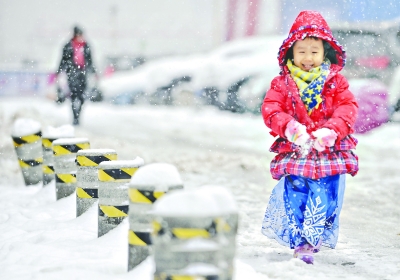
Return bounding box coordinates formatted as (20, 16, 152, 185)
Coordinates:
(76, 149, 117, 217)
(52, 137, 90, 200)
(41, 125, 74, 186)
(197, 186, 239, 279)
(151, 186, 238, 280)
(128, 163, 184, 271)
(97, 158, 144, 237)
(11, 118, 43, 186)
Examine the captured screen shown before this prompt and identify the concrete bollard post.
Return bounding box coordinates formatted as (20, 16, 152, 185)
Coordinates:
(197, 186, 239, 279)
(52, 137, 90, 200)
(41, 125, 75, 186)
(97, 158, 144, 237)
(153, 264, 220, 280)
(127, 163, 184, 271)
(76, 149, 117, 217)
(42, 137, 57, 186)
(151, 186, 238, 280)
(11, 118, 43, 186)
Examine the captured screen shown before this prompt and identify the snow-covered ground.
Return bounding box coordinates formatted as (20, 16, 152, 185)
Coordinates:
(0, 97, 400, 279)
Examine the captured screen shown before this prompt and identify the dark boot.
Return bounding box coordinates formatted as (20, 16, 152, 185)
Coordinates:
(73, 117, 79, 126)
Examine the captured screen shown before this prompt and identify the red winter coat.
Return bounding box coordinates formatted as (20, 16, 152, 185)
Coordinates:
(261, 10, 359, 180)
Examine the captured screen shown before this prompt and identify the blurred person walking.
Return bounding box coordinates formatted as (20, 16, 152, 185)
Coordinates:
(56, 26, 97, 125)
(260, 10, 359, 264)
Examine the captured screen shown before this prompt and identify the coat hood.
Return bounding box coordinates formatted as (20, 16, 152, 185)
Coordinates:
(278, 10, 346, 72)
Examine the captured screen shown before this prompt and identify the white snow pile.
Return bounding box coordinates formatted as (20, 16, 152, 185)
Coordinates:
(172, 238, 221, 253)
(152, 185, 237, 217)
(198, 185, 238, 214)
(76, 148, 117, 156)
(175, 262, 220, 276)
(11, 117, 41, 137)
(99, 157, 145, 168)
(52, 137, 90, 145)
(129, 163, 184, 191)
(42, 124, 75, 139)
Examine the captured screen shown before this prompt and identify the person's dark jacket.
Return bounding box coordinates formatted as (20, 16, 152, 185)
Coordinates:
(57, 40, 96, 76)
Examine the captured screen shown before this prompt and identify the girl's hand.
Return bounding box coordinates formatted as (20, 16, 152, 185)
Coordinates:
(312, 128, 337, 151)
(285, 119, 310, 146)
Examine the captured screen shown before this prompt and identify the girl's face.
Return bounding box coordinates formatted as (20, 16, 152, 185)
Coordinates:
(293, 38, 325, 71)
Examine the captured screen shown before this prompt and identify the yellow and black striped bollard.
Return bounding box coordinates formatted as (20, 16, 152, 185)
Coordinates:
(154, 274, 219, 280)
(98, 159, 144, 237)
(12, 130, 43, 186)
(41, 137, 58, 186)
(197, 186, 239, 280)
(127, 187, 166, 271)
(151, 188, 239, 279)
(127, 163, 184, 271)
(52, 137, 90, 200)
(76, 149, 117, 217)
(217, 213, 238, 279)
(152, 217, 222, 278)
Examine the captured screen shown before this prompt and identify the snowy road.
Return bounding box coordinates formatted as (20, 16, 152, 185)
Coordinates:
(1, 97, 400, 279)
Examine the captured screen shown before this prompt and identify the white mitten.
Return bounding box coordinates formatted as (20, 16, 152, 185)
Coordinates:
(284, 119, 310, 146)
(312, 128, 338, 152)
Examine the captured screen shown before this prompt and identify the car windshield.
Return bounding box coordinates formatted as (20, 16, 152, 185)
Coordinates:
(333, 31, 388, 58)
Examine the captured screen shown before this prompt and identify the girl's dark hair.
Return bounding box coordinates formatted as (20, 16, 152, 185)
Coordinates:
(323, 41, 338, 64)
(284, 37, 338, 64)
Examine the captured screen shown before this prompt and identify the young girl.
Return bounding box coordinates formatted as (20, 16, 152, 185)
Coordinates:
(261, 10, 359, 264)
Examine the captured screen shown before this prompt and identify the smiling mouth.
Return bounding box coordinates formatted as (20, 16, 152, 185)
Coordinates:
(303, 64, 314, 70)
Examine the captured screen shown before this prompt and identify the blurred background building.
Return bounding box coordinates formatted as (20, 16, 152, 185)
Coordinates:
(0, 0, 279, 71)
(0, 0, 398, 72)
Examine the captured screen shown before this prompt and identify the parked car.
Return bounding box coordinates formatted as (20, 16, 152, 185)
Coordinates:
(349, 78, 390, 133)
(98, 35, 284, 112)
(191, 35, 283, 113)
(330, 18, 400, 115)
(98, 55, 202, 105)
(331, 21, 400, 86)
(104, 55, 146, 73)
